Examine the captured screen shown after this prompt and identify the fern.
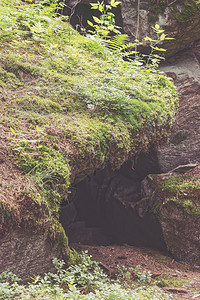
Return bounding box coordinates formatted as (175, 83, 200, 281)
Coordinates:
(107, 34, 128, 52)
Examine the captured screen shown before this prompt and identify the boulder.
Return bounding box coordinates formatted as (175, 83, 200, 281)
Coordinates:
(0, 231, 58, 282)
(141, 165, 200, 265)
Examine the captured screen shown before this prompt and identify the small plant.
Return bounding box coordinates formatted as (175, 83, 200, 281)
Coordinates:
(0, 0, 68, 51)
(34, 251, 108, 292)
(0, 256, 170, 299)
(142, 23, 174, 68)
(88, 1, 173, 69)
(116, 264, 152, 284)
(67, 250, 108, 289)
(134, 265, 152, 284)
(0, 271, 21, 284)
(88, 0, 121, 39)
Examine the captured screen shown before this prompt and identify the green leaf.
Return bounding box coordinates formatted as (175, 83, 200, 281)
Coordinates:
(144, 37, 153, 41)
(93, 16, 101, 23)
(111, 0, 121, 7)
(160, 33, 165, 41)
(90, 3, 99, 9)
(87, 20, 94, 27)
(153, 46, 166, 51)
(36, 125, 41, 132)
(99, 3, 104, 13)
(10, 127, 16, 135)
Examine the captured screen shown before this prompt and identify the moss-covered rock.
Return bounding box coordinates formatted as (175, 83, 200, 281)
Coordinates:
(0, 0, 177, 279)
(141, 165, 200, 264)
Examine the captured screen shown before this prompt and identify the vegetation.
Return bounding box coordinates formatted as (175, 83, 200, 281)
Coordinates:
(150, 172, 200, 219)
(0, 1, 180, 298)
(0, 0, 177, 243)
(160, 176, 200, 218)
(1, 0, 199, 298)
(0, 251, 171, 299)
(175, 0, 200, 22)
(88, 1, 173, 68)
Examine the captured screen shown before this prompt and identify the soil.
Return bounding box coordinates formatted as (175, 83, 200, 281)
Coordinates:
(71, 243, 200, 299)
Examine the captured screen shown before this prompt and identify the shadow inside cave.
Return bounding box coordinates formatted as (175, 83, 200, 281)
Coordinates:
(59, 149, 168, 253)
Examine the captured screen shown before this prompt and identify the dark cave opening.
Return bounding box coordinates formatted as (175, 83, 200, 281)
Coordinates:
(60, 1, 123, 35)
(59, 150, 168, 252)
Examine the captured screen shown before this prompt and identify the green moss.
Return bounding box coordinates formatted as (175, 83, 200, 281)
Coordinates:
(14, 141, 71, 216)
(161, 177, 185, 192)
(0, 66, 21, 89)
(159, 176, 200, 218)
(50, 219, 69, 251)
(2, 55, 42, 79)
(170, 197, 200, 218)
(17, 96, 63, 113)
(158, 277, 189, 288)
(49, 219, 80, 265)
(176, 0, 200, 22)
(0, 182, 49, 236)
(149, 0, 167, 23)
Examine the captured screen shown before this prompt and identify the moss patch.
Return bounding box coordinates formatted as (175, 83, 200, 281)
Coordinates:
(149, 0, 200, 23)
(154, 176, 200, 218)
(158, 276, 189, 288)
(175, 0, 200, 22)
(149, 0, 167, 23)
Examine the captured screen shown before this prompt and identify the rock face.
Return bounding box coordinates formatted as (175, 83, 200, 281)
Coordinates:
(158, 44, 200, 172)
(141, 165, 200, 265)
(60, 160, 200, 265)
(120, 0, 200, 57)
(0, 231, 59, 282)
(63, 0, 200, 59)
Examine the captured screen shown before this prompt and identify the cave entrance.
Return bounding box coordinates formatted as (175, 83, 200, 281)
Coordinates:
(59, 150, 167, 251)
(60, 1, 123, 35)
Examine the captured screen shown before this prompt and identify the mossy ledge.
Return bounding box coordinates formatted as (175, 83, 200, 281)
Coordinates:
(0, 1, 177, 261)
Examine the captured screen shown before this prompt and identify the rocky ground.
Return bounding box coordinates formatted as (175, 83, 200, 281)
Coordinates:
(72, 243, 200, 299)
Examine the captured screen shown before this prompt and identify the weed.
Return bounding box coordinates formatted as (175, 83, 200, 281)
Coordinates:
(116, 265, 152, 285)
(88, 1, 173, 68)
(0, 253, 171, 299)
